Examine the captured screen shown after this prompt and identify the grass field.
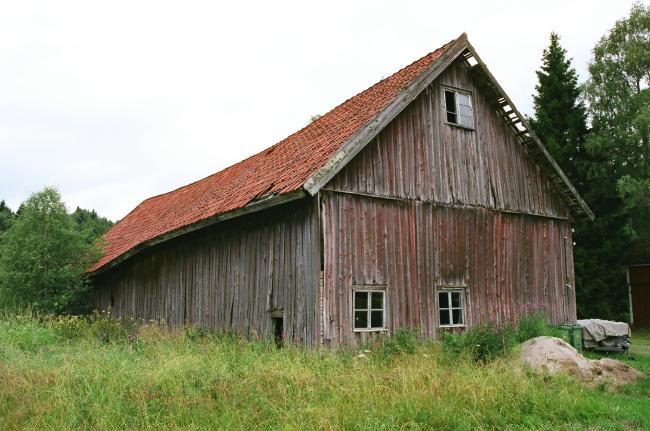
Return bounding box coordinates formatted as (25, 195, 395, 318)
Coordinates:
(630, 330, 650, 357)
(0, 315, 649, 430)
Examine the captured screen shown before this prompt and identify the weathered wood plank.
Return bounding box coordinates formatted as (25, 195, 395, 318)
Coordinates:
(322, 191, 576, 345)
(94, 198, 321, 345)
(327, 57, 571, 220)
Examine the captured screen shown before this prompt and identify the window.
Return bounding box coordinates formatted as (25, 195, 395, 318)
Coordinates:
(444, 88, 473, 129)
(354, 290, 386, 330)
(438, 289, 465, 327)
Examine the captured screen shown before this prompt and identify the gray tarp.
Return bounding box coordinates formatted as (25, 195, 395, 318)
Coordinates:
(577, 319, 631, 342)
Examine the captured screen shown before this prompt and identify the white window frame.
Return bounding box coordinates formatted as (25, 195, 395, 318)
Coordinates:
(353, 289, 387, 332)
(437, 288, 466, 328)
(443, 87, 474, 130)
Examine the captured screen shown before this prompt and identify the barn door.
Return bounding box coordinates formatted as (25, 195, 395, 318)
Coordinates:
(269, 309, 284, 347)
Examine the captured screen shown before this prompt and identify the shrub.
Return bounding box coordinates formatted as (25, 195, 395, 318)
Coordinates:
(86, 313, 142, 344)
(377, 327, 420, 357)
(50, 314, 88, 340)
(515, 312, 552, 343)
(441, 323, 516, 362)
(184, 325, 210, 342)
(47, 312, 143, 344)
(439, 330, 466, 358)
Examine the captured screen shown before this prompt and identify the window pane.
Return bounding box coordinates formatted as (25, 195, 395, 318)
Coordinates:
(371, 292, 383, 309)
(451, 292, 461, 308)
(459, 105, 472, 117)
(355, 310, 368, 328)
(447, 111, 457, 123)
(439, 309, 451, 326)
(452, 309, 463, 325)
(459, 115, 472, 128)
(444, 91, 456, 113)
(354, 291, 368, 310)
(457, 93, 470, 106)
(370, 310, 384, 328)
(438, 292, 449, 309)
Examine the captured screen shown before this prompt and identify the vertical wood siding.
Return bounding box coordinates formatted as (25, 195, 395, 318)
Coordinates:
(321, 55, 577, 345)
(629, 266, 650, 328)
(328, 57, 570, 219)
(321, 191, 575, 345)
(94, 198, 321, 345)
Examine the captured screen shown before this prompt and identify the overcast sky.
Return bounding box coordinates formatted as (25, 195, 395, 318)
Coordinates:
(0, 1, 643, 220)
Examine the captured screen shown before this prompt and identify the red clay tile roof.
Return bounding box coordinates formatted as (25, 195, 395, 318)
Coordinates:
(90, 38, 456, 272)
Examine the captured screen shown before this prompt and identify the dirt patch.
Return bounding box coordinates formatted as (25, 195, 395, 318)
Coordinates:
(520, 336, 644, 387)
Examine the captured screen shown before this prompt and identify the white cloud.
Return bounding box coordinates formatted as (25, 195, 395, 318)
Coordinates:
(0, 0, 642, 219)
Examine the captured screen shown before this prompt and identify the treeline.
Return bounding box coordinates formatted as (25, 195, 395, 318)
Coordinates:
(530, 3, 649, 320)
(0, 188, 112, 314)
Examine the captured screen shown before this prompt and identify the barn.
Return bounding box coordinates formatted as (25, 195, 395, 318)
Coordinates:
(90, 33, 594, 346)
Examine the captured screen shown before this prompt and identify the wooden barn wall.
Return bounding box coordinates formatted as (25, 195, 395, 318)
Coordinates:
(327, 57, 570, 219)
(94, 198, 321, 345)
(321, 191, 575, 345)
(629, 265, 650, 328)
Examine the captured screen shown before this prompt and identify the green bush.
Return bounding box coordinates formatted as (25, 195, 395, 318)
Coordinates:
(376, 327, 420, 357)
(441, 323, 515, 362)
(85, 313, 142, 344)
(49, 314, 88, 340)
(184, 325, 210, 342)
(515, 312, 553, 343)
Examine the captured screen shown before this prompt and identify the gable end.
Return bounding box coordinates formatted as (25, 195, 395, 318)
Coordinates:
(303, 33, 470, 195)
(304, 36, 594, 222)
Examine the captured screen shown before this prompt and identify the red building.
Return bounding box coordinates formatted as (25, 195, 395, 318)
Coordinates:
(90, 34, 593, 345)
(626, 243, 650, 328)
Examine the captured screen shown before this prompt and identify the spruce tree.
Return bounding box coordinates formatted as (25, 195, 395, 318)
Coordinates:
(531, 33, 628, 320)
(530, 32, 588, 187)
(0, 200, 15, 233)
(71, 206, 113, 245)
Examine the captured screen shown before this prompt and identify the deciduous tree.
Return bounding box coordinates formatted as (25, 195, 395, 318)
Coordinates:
(0, 188, 100, 313)
(571, 2, 650, 320)
(584, 2, 650, 241)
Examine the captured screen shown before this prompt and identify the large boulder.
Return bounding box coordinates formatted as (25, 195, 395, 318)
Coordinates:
(520, 336, 643, 386)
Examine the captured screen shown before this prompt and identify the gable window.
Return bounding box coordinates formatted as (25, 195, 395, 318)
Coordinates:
(444, 88, 473, 129)
(438, 289, 465, 327)
(353, 289, 386, 330)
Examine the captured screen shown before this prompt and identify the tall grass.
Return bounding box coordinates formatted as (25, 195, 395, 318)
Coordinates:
(0, 313, 649, 430)
(440, 312, 564, 362)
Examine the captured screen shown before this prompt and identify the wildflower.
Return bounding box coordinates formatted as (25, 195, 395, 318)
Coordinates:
(363, 349, 371, 353)
(357, 353, 367, 359)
